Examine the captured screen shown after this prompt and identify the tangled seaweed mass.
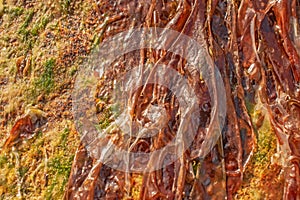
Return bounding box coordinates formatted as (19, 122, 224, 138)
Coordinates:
(66, 0, 300, 199)
(0, 0, 299, 199)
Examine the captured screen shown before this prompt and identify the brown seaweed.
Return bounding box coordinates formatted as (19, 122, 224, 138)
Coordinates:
(66, 0, 300, 199)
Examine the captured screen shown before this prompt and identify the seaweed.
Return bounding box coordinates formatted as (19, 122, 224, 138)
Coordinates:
(66, 0, 300, 199)
(1, 0, 299, 199)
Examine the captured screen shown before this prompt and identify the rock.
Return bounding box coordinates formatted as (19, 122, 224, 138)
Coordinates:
(16, 55, 25, 77)
(25, 105, 47, 128)
(1, 105, 47, 150)
(23, 55, 31, 77)
(2, 115, 33, 150)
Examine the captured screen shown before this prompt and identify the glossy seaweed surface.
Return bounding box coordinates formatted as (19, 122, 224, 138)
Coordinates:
(0, 0, 299, 199)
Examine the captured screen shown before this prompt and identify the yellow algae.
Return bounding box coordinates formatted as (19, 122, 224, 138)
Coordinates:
(236, 100, 284, 199)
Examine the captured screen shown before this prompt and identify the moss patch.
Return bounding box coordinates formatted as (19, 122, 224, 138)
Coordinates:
(236, 103, 284, 199)
(0, 0, 94, 199)
(34, 58, 55, 94)
(0, 121, 79, 199)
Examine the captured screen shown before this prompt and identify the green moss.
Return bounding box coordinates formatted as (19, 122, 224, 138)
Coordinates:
(92, 33, 102, 49)
(0, 124, 79, 199)
(7, 6, 24, 19)
(110, 103, 121, 117)
(48, 155, 73, 176)
(99, 117, 111, 129)
(17, 10, 36, 46)
(19, 10, 34, 30)
(0, 156, 7, 168)
(34, 58, 55, 94)
(236, 106, 279, 199)
(98, 106, 113, 129)
(69, 65, 77, 76)
(59, 0, 71, 14)
(18, 166, 29, 178)
(42, 124, 78, 199)
(244, 99, 255, 115)
(59, 128, 70, 148)
(31, 25, 40, 36)
(0, 1, 90, 199)
(31, 15, 50, 36)
(192, 160, 200, 175)
(18, 28, 31, 42)
(46, 154, 74, 199)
